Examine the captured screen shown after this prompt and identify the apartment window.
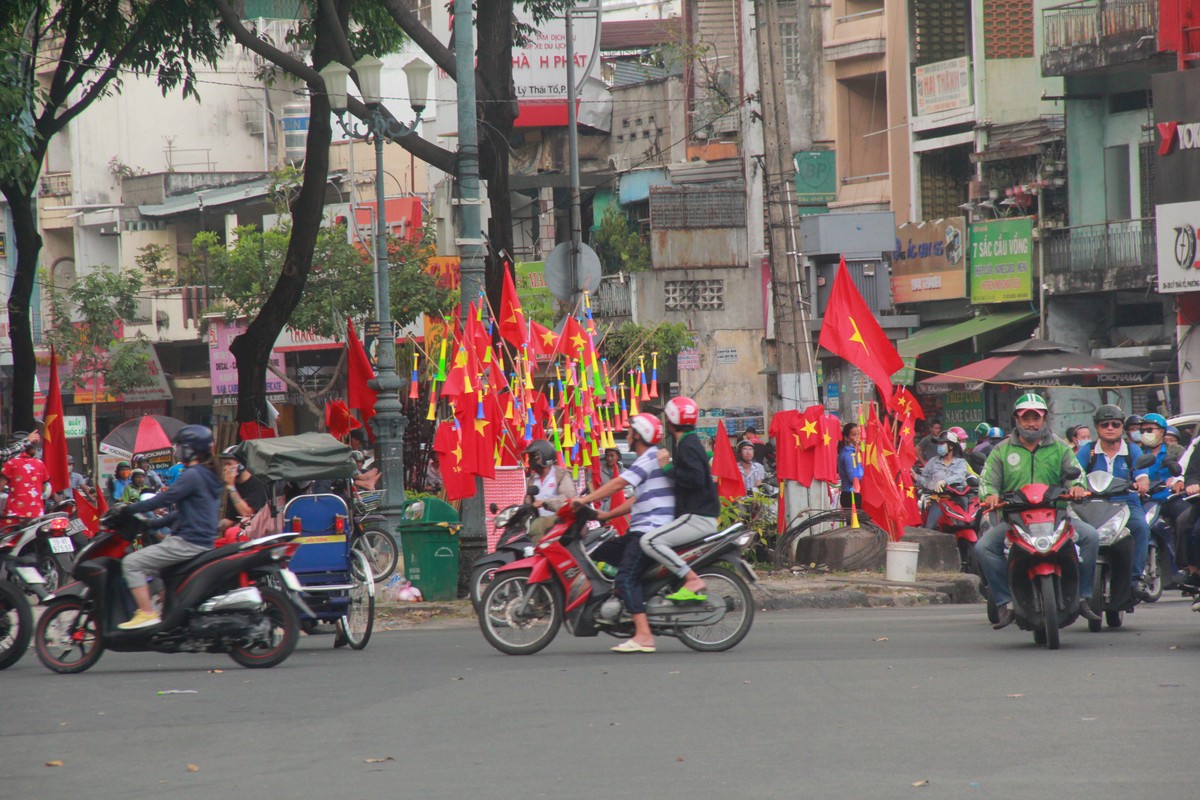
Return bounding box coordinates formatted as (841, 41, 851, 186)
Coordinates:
(665, 280, 725, 311)
(779, 0, 800, 80)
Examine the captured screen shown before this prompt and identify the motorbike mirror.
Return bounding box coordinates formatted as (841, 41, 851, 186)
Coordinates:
(1134, 453, 1157, 469)
(489, 503, 498, 513)
(966, 475, 980, 488)
(527, 486, 540, 497)
(1165, 458, 1183, 477)
(139, 491, 157, 502)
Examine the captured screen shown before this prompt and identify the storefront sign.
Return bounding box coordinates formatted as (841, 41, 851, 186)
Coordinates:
(1156, 200, 1200, 292)
(715, 348, 739, 365)
(968, 217, 1033, 303)
(793, 151, 837, 204)
(892, 217, 967, 303)
(914, 57, 972, 117)
(511, 6, 600, 127)
(64, 416, 87, 439)
(677, 347, 701, 370)
(208, 318, 286, 397)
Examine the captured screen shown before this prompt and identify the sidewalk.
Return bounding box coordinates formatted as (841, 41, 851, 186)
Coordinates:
(374, 570, 985, 629)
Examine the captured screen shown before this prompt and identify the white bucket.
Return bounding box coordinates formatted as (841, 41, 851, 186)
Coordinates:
(885, 541, 920, 583)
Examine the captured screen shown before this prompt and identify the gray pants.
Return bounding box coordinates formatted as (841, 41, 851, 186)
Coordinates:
(123, 537, 208, 588)
(640, 514, 718, 578)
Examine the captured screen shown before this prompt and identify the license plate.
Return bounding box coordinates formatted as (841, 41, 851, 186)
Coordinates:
(280, 569, 302, 591)
(67, 518, 87, 534)
(14, 566, 45, 585)
(49, 536, 75, 554)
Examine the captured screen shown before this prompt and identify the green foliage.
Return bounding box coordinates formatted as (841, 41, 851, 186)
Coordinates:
(186, 221, 454, 339)
(44, 265, 155, 398)
(599, 322, 694, 364)
(135, 243, 174, 286)
(593, 206, 651, 275)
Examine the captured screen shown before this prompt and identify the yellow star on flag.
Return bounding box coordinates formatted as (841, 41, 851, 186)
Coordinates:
(848, 316, 869, 355)
(474, 418, 490, 436)
(44, 414, 58, 442)
(540, 329, 556, 348)
(570, 333, 586, 353)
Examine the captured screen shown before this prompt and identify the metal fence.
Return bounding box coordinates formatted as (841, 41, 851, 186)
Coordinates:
(1043, 0, 1157, 52)
(1043, 218, 1155, 274)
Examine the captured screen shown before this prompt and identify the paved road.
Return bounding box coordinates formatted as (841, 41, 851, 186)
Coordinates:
(2, 598, 1198, 800)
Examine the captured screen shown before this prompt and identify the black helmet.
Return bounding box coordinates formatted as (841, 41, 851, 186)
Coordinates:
(523, 439, 556, 469)
(174, 425, 214, 462)
(1124, 414, 1142, 430)
(1093, 404, 1124, 426)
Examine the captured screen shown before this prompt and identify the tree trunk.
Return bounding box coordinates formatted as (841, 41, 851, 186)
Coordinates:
(2, 186, 42, 432)
(476, 0, 519, 317)
(230, 6, 339, 428)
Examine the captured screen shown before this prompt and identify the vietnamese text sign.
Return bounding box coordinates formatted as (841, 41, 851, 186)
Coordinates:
(969, 217, 1033, 303)
(1156, 201, 1200, 292)
(892, 217, 967, 303)
(914, 57, 972, 117)
(512, 6, 599, 126)
(794, 151, 837, 204)
(208, 318, 286, 397)
(64, 416, 87, 439)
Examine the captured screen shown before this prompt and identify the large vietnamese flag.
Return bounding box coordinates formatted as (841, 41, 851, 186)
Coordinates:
(710, 420, 745, 501)
(818, 257, 904, 398)
(42, 347, 69, 494)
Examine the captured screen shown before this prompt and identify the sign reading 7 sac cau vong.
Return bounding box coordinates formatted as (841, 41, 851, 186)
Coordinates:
(968, 217, 1034, 303)
(891, 217, 967, 303)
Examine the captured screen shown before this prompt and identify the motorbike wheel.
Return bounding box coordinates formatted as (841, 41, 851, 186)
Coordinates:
(677, 566, 756, 652)
(478, 570, 561, 656)
(335, 551, 374, 650)
(0, 580, 33, 670)
(470, 563, 504, 610)
(228, 587, 299, 669)
(35, 597, 104, 674)
(1105, 610, 1124, 629)
(1037, 573, 1060, 650)
(1087, 578, 1104, 633)
(1143, 544, 1164, 604)
(38, 555, 63, 595)
(352, 526, 398, 584)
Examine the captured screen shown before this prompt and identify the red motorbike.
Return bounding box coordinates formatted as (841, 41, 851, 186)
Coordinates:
(924, 478, 983, 574)
(477, 504, 757, 655)
(994, 482, 1084, 650)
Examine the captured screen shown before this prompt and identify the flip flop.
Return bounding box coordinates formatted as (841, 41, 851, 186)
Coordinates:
(665, 587, 707, 603)
(611, 640, 656, 653)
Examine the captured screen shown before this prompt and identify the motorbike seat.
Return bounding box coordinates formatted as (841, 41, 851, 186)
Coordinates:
(159, 541, 244, 582)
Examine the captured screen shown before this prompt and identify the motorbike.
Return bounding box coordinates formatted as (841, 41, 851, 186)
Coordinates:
(994, 480, 1084, 650)
(32, 508, 313, 674)
(477, 503, 757, 655)
(0, 524, 44, 670)
(1071, 471, 1141, 632)
(471, 494, 539, 610)
(1141, 492, 1180, 603)
(923, 477, 983, 574)
(1, 499, 87, 596)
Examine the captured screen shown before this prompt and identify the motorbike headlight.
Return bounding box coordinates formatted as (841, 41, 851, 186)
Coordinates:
(1094, 506, 1130, 546)
(494, 507, 516, 530)
(735, 531, 754, 548)
(1020, 522, 1057, 553)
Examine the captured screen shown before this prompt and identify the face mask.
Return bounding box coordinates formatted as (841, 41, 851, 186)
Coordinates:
(936, 444, 949, 456)
(1076, 435, 1090, 446)
(1129, 430, 1143, 443)
(1141, 431, 1161, 447)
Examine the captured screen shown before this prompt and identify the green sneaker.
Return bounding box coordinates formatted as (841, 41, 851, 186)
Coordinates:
(665, 587, 706, 603)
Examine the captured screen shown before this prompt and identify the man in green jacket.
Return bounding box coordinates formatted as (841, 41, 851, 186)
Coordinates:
(977, 393, 1101, 629)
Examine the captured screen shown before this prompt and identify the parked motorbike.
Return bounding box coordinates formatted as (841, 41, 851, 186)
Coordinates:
(994, 480, 1084, 650)
(0, 525, 42, 670)
(2, 499, 86, 596)
(477, 504, 757, 655)
(33, 509, 312, 674)
(471, 494, 539, 610)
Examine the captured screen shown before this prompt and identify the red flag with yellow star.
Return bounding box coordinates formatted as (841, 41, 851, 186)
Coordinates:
(860, 408, 907, 540)
(528, 320, 558, 357)
(497, 267, 528, 347)
(433, 420, 476, 500)
(888, 385, 925, 421)
(42, 347, 69, 493)
(710, 420, 745, 501)
(562, 315, 591, 362)
(817, 258, 904, 398)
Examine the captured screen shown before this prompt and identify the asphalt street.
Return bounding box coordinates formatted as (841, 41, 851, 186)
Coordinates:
(2, 598, 1199, 800)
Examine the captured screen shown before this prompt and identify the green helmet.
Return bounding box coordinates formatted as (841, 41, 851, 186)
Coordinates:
(1013, 393, 1048, 413)
(974, 422, 990, 439)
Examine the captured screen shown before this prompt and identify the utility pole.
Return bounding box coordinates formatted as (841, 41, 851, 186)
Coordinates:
(566, 6, 583, 299)
(754, 0, 821, 510)
(454, 0, 488, 563)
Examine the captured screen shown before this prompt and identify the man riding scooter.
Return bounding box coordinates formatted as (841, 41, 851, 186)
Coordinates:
(1075, 405, 1153, 601)
(977, 393, 1101, 629)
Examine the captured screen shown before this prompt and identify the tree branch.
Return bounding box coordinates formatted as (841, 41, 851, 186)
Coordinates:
(316, 0, 355, 66)
(266, 363, 323, 417)
(377, 0, 456, 81)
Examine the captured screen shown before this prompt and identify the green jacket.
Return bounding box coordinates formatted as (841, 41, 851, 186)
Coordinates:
(980, 432, 1083, 498)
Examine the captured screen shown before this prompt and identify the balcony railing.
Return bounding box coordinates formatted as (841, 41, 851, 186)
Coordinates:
(593, 274, 633, 320)
(1042, 0, 1157, 73)
(1043, 218, 1155, 275)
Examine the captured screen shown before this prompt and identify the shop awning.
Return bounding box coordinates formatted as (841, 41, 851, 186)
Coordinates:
(897, 311, 1036, 358)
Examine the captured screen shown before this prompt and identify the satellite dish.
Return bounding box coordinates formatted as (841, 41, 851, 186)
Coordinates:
(544, 242, 602, 302)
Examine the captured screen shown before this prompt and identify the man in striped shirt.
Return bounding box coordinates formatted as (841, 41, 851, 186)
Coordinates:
(573, 413, 674, 653)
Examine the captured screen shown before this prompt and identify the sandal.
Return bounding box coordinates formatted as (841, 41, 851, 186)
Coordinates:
(665, 587, 707, 603)
(611, 640, 656, 653)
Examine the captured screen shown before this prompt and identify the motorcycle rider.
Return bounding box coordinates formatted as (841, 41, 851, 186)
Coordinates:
(1075, 404, 1153, 601)
(1, 433, 49, 519)
(918, 429, 970, 530)
(978, 393, 1101, 629)
(1124, 414, 1144, 447)
(640, 396, 719, 605)
(572, 413, 675, 653)
(524, 439, 577, 543)
(114, 425, 224, 630)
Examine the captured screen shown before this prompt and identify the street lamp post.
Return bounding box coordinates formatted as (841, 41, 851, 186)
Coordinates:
(319, 55, 431, 531)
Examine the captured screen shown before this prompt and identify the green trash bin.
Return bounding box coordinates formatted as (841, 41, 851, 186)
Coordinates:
(397, 498, 462, 601)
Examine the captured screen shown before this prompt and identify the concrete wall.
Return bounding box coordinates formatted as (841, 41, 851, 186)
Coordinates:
(676, 328, 770, 419)
(609, 78, 686, 167)
(633, 266, 764, 332)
